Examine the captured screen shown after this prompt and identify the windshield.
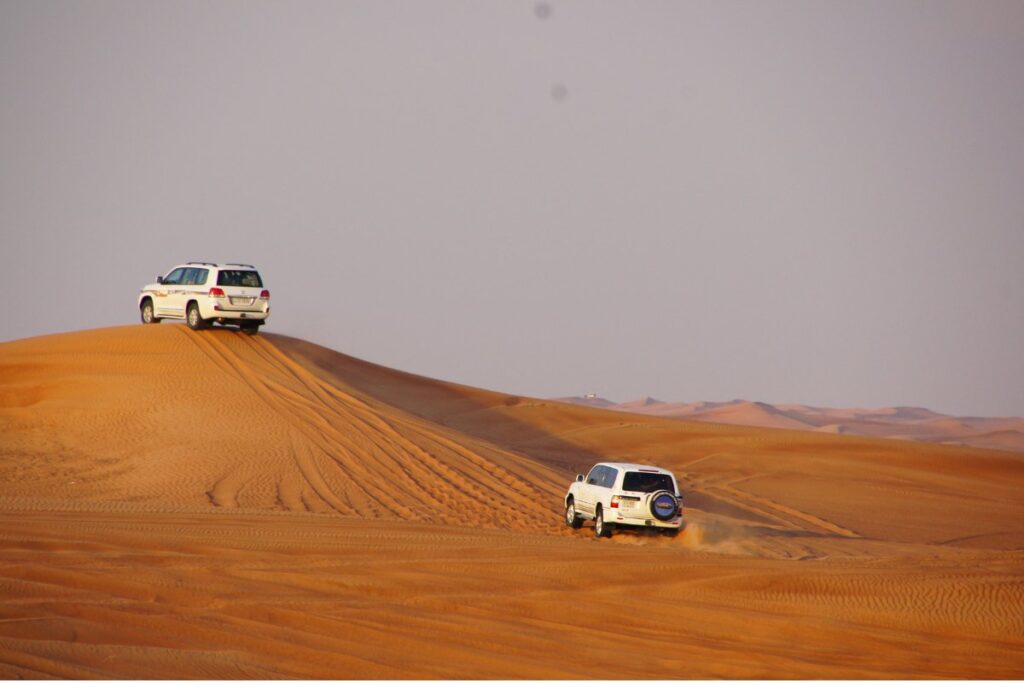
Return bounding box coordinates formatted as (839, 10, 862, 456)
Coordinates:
(622, 471, 675, 494)
(217, 270, 263, 288)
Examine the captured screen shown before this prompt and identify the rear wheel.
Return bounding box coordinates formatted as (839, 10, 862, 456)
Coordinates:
(186, 302, 207, 330)
(140, 299, 159, 324)
(565, 500, 583, 529)
(661, 528, 679, 538)
(594, 505, 612, 538)
(240, 323, 260, 336)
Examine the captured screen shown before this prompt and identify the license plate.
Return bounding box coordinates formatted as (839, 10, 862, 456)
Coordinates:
(621, 500, 637, 509)
(230, 297, 254, 305)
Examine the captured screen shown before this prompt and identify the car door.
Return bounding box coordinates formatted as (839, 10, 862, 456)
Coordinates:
(576, 465, 604, 516)
(154, 267, 186, 317)
(593, 466, 617, 513)
(181, 267, 209, 308)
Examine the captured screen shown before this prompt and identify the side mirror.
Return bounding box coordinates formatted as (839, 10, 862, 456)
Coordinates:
(156, 276, 164, 284)
(575, 474, 584, 483)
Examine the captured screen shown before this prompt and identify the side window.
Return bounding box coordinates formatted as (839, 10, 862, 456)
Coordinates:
(181, 268, 209, 286)
(589, 466, 613, 488)
(596, 467, 615, 488)
(602, 467, 619, 489)
(163, 268, 186, 285)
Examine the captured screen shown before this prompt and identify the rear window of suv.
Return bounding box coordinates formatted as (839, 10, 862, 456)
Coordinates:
(217, 270, 263, 287)
(622, 472, 675, 494)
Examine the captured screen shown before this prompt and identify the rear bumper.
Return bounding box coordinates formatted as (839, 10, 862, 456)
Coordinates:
(198, 300, 269, 321)
(610, 514, 683, 529)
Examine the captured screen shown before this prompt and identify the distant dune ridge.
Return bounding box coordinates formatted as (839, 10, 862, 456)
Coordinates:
(1, 326, 1023, 678)
(558, 395, 1024, 452)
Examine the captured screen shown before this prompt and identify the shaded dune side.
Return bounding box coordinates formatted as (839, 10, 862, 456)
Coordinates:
(268, 333, 1024, 550)
(267, 333, 614, 473)
(0, 326, 563, 530)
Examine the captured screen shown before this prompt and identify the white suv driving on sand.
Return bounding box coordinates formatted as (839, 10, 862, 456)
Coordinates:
(138, 262, 270, 335)
(564, 462, 683, 538)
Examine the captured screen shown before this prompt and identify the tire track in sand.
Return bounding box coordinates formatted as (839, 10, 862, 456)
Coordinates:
(179, 329, 370, 515)
(709, 481, 861, 538)
(179, 328, 561, 530)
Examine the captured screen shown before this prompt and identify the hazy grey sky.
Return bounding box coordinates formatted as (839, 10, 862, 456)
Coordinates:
(2, 1, 1022, 416)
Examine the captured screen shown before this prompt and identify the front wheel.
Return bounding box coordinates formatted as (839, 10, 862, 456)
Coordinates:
(565, 500, 583, 529)
(594, 506, 612, 538)
(186, 303, 207, 330)
(140, 299, 159, 324)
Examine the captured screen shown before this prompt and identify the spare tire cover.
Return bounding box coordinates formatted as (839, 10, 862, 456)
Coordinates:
(649, 490, 678, 521)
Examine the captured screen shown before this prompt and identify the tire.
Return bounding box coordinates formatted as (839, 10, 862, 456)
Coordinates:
(661, 529, 679, 538)
(594, 505, 612, 538)
(140, 299, 160, 324)
(565, 499, 583, 529)
(240, 323, 259, 336)
(649, 490, 679, 522)
(186, 302, 207, 330)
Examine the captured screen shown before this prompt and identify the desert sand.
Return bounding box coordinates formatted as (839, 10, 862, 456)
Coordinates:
(1, 325, 1023, 678)
(562, 396, 1024, 452)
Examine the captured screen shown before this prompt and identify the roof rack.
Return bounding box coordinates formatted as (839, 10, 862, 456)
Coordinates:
(186, 261, 217, 267)
(225, 263, 255, 268)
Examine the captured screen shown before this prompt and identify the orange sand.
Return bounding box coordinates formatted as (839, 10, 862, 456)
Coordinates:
(1, 325, 1023, 678)
(563, 396, 1024, 452)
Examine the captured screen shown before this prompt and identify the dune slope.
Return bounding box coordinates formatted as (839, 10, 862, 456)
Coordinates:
(1, 325, 1023, 678)
(0, 326, 562, 529)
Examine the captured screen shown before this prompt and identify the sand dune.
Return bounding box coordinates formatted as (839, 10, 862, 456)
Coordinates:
(559, 395, 1024, 452)
(2, 326, 1024, 678)
(0, 326, 561, 527)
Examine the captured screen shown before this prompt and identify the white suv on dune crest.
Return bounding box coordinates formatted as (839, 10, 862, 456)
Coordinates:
(138, 262, 270, 335)
(564, 462, 684, 538)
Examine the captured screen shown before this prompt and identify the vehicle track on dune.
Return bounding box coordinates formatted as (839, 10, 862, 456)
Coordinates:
(682, 466, 861, 541)
(709, 480, 860, 539)
(179, 329, 563, 531)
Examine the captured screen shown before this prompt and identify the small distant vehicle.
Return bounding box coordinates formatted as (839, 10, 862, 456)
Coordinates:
(564, 462, 683, 538)
(138, 262, 270, 335)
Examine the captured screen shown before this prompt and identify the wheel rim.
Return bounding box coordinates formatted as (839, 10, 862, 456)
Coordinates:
(596, 515, 603, 535)
(143, 305, 152, 323)
(566, 504, 574, 525)
(189, 308, 197, 326)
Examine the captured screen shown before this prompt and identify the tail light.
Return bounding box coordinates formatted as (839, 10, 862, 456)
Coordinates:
(610, 495, 640, 509)
(260, 290, 270, 300)
(208, 287, 225, 298)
